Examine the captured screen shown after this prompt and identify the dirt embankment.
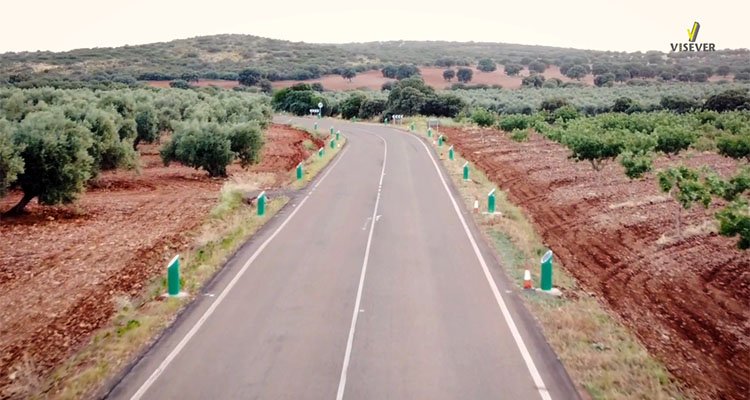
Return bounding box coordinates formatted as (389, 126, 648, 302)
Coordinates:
(444, 126, 749, 400)
(0, 124, 318, 398)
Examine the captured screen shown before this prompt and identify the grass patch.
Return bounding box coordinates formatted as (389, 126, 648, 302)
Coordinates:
(416, 129, 690, 400)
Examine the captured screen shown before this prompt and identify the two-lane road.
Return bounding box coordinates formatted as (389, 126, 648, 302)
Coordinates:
(107, 117, 578, 399)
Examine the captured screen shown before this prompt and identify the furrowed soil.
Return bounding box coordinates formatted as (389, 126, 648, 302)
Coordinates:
(0, 124, 321, 399)
(445, 126, 749, 400)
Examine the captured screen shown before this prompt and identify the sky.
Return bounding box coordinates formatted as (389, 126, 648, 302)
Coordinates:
(0, 0, 747, 53)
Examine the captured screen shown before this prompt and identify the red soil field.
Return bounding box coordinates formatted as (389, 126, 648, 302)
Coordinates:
(145, 66, 593, 92)
(0, 124, 319, 398)
(444, 126, 749, 400)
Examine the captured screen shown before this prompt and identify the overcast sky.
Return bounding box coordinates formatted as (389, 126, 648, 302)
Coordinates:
(0, 0, 746, 53)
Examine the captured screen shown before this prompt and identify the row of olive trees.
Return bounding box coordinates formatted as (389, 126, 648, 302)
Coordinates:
(0, 87, 271, 215)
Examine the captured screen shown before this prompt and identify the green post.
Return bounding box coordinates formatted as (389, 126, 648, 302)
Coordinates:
(410, 122, 415, 132)
(336, 130, 340, 141)
(488, 189, 496, 214)
(384, 117, 389, 125)
(463, 162, 469, 181)
(318, 147, 324, 158)
(428, 128, 432, 138)
(257, 191, 266, 216)
(448, 145, 454, 160)
(438, 135, 444, 147)
(330, 127, 334, 135)
(314, 122, 318, 131)
(540, 250, 553, 291)
(296, 163, 303, 180)
(167, 255, 180, 296)
(330, 139, 336, 149)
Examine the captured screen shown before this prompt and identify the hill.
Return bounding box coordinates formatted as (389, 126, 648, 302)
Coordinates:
(1, 34, 748, 86)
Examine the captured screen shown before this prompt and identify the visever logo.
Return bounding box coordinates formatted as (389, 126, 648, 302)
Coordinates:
(671, 21, 716, 52)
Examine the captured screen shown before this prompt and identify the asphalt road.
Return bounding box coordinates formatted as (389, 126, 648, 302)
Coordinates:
(107, 117, 579, 400)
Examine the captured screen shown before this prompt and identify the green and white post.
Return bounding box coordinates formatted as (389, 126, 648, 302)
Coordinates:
(257, 191, 267, 216)
(540, 250, 553, 291)
(318, 147, 324, 158)
(448, 145, 454, 160)
(336, 130, 340, 141)
(428, 128, 432, 138)
(296, 162, 303, 180)
(330, 139, 336, 149)
(438, 135, 444, 147)
(488, 188, 496, 214)
(330, 127, 334, 135)
(463, 162, 470, 181)
(166, 255, 185, 297)
(314, 122, 318, 132)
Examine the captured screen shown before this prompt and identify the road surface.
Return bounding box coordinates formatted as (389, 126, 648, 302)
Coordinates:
(107, 117, 579, 400)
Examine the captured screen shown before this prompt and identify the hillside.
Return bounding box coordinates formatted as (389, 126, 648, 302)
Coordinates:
(1, 34, 748, 86)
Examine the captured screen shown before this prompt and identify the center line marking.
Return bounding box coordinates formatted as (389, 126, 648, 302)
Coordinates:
(336, 131, 387, 400)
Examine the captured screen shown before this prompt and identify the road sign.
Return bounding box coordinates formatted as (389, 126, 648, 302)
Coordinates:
(318, 102, 323, 108)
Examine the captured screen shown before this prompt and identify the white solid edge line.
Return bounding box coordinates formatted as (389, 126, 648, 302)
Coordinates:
(408, 133, 552, 400)
(129, 137, 351, 400)
(335, 131, 387, 400)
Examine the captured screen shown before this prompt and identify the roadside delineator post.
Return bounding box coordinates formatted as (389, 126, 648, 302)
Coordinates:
(448, 145, 454, 160)
(438, 135, 444, 147)
(427, 128, 432, 138)
(463, 162, 470, 181)
(410, 122, 415, 132)
(330, 127, 334, 135)
(473, 198, 479, 213)
(540, 250, 553, 291)
(318, 147, 324, 158)
(336, 130, 340, 141)
(384, 117, 389, 125)
(257, 191, 267, 216)
(296, 162, 303, 180)
(314, 122, 318, 131)
(488, 189, 496, 214)
(330, 139, 336, 149)
(523, 269, 533, 289)
(166, 255, 183, 297)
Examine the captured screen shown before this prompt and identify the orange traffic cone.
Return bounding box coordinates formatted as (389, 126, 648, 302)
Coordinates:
(523, 270, 533, 289)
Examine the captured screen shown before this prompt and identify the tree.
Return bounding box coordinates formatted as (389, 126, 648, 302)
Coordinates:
(717, 65, 731, 77)
(456, 68, 473, 83)
(703, 89, 750, 112)
(716, 199, 750, 249)
(0, 119, 23, 197)
(528, 61, 547, 74)
(388, 86, 427, 115)
(477, 58, 497, 72)
(227, 122, 264, 168)
(563, 130, 624, 171)
(716, 134, 750, 161)
(4, 110, 94, 215)
(358, 98, 386, 119)
(658, 166, 714, 236)
(341, 68, 356, 82)
(421, 94, 464, 117)
(564, 65, 588, 80)
(340, 93, 366, 119)
(83, 108, 136, 172)
(521, 74, 545, 88)
(134, 106, 159, 149)
(161, 121, 233, 177)
(654, 125, 695, 155)
(169, 79, 191, 89)
(540, 98, 569, 112)
(180, 72, 200, 83)
(594, 73, 616, 87)
(443, 69, 456, 81)
(381, 65, 398, 79)
(611, 97, 640, 113)
(660, 95, 700, 113)
(614, 69, 631, 82)
(504, 64, 523, 76)
(395, 64, 420, 80)
(238, 68, 262, 86)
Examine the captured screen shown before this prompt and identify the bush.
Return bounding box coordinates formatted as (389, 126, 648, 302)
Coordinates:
(660, 95, 700, 113)
(562, 130, 624, 171)
(471, 108, 495, 127)
(553, 105, 580, 122)
(227, 122, 264, 168)
(169, 80, 191, 89)
(422, 94, 464, 117)
(528, 61, 547, 74)
(619, 150, 653, 179)
(611, 97, 642, 114)
(716, 134, 750, 161)
(654, 125, 696, 155)
(498, 114, 533, 131)
(504, 64, 523, 76)
(540, 98, 569, 112)
(521, 74, 545, 88)
(510, 129, 529, 142)
(443, 69, 455, 81)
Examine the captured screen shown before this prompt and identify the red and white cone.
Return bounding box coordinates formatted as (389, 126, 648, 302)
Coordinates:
(523, 269, 533, 289)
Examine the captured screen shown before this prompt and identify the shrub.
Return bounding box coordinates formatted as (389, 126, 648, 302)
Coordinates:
(521, 74, 545, 88)
(716, 134, 750, 161)
(619, 150, 653, 179)
(169, 79, 191, 89)
(227, 122, 264, 168)
(504, 64, 523, 76)
(477, 58, 497, 72)
(457, 68, 473, 83)
(498, 114, 532, 131)
(471, 108, 495, 127)
(654, 125, 696, 155)
(510, 129, 529, 142)
(443, 69, 455, 81)
(553, 105, 580, 122)
(703, 89, 750, 112)
(540, 98, 569, 112)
